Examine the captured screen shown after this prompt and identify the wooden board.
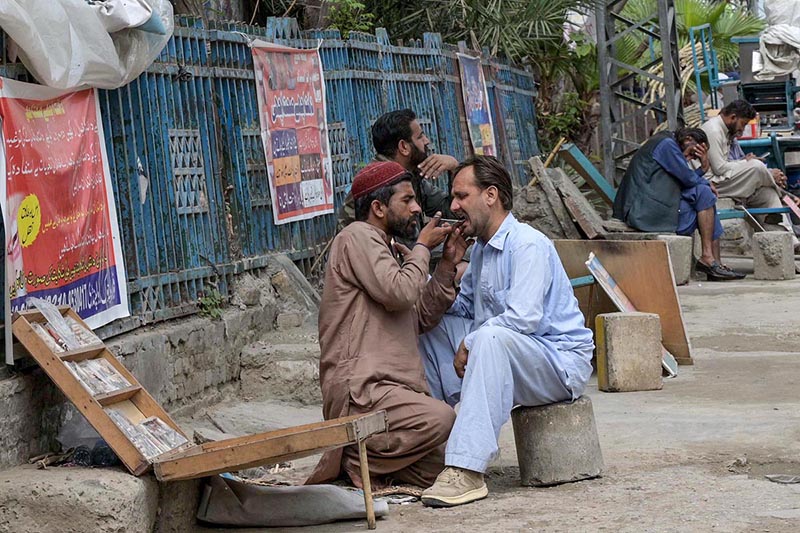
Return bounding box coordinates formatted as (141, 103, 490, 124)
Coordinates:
(558, 143, 616, 205)
(554, 239, 693, 365)
(154, 411, 388, 482)
(549, 168, 608, 240)
(528, 158, 582, 239)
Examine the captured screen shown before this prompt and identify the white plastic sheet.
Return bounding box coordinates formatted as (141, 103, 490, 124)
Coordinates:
(0, 0, 173, 90)
(764, 0, 800, 27)
(756, 24, 800, 81)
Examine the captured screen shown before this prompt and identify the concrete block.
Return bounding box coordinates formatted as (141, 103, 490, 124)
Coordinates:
(655, 235, 692, 285)
(511, 396, 604, 487)
(595, 312, 663, 392)
(753, 231, 795, 280)
(154, 479, 202, 533)
(720, 218, 753, 256)
(0, 465, 158, 533)
(276, 312, 304, 329)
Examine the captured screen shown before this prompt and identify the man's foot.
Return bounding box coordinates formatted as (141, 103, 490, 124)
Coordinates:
(717, 263, 746, 280)
(421, 467, 488, 507)
(695, 260, 744, 281)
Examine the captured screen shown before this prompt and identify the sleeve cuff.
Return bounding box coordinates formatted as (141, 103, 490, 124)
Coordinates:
(463, 331, 476, 351)
(432, 262, 457, 286)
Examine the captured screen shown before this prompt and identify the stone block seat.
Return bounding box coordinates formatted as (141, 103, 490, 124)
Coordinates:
(510, 396, 604, 487)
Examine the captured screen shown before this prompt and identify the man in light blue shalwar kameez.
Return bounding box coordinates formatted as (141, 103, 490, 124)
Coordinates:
(419, 156, 595, 508)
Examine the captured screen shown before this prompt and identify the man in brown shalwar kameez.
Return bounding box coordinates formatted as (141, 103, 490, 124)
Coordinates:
(306, 160, 469, 489)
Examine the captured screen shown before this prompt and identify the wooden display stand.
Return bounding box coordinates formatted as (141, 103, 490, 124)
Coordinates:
(13, 307, 387, 529)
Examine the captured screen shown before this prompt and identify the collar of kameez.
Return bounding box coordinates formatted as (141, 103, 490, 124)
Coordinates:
(484, 212, 515, 251)
(359, 221, 393, 249)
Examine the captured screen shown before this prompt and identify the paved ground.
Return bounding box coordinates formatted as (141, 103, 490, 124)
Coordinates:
(190, 265, 800, 533)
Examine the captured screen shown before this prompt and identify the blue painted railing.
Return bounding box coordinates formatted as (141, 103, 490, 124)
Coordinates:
(0, 16, 540, 335)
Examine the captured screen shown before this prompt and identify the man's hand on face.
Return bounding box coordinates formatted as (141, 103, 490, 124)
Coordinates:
(416, 212, 454, 250)
(454, 340, 469, 379)
(418, 154, 459, 179)
(694, 143, 710, 173)
(771, 168, 787, 189)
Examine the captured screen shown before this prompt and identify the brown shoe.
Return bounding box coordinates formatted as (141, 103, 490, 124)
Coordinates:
(421, 467, 488, 507)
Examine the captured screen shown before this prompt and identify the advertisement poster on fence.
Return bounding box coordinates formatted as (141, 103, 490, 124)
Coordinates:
(251, 41, 334, 225)
(0, 77, 129, 361)
(457, 53, 496, 157)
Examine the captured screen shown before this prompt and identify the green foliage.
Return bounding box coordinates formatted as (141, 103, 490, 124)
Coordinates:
(618, 0, 765, 71)
(327, 0, 375, 37)
(537, 92, 586, 150)
(198, 286, 224, 319)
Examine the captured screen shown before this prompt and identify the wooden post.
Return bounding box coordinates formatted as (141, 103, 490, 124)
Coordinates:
(358, 439, 376, 529)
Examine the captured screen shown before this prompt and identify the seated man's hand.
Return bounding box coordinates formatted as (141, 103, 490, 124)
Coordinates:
(710, 182, 718, 197)
(745, 153, 758, 161)
(416, 212, 454, 250)
(418, 154, 459, 179)
(454, 340, 469, 379)
(771, 168, 787, 189)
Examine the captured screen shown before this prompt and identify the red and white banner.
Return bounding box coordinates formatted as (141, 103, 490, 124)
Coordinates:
(251, 41, 334, 225)
(0, 77, 129, 346)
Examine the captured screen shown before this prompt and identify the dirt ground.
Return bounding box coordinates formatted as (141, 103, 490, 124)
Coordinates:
(194, 265, 800, 533)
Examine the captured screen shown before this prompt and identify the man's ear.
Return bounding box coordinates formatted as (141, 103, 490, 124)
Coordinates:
(371, 199, 387, 219)
(397, 139, 411, 157)
(484, 185, 499, 206)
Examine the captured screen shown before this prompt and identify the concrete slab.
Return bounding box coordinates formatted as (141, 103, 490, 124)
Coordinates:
(0, 465, 158, 533)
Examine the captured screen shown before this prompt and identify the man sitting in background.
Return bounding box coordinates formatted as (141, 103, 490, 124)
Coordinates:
(701, 99, 799, 246)
(613, 128, 745, 281)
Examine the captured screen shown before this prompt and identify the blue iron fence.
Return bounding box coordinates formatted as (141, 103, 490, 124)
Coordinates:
(0, 16, 539, 336)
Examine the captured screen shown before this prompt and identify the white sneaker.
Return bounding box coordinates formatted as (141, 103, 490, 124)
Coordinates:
(421, 467, 488, 507)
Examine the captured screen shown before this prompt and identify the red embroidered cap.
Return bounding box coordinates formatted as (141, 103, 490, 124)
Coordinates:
(351, 161, 409, 200)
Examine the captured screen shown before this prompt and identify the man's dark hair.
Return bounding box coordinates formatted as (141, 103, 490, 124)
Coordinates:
(353, 174, 413, 221)
(453, 156, 513, 210)
(675, 127, 708, 146)
(720, 99, 757, 120)
(372, 109, 416, 158)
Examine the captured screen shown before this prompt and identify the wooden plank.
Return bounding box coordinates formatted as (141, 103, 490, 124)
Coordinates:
(59, 345, 107, 362)
(550, 168, 608, 239)
(554, 239, 693, 365)
(12, 316, 150, 475)
(563, 196, 602, 239)
(95, 385, 142, 406)
(528, 158, 582, 239)
(558, 143, 617, 205)
(153, 411, 388, 482)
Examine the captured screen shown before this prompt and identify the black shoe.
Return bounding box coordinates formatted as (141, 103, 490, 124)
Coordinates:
(718, 264, 746, 280)
(695, 260, 741, 281)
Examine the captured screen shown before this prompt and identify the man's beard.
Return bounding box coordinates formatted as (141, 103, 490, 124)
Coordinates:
(409, 143, 428, 168)
(387, 212, 419, 240)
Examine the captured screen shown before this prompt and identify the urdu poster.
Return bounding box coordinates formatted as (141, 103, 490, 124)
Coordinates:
(252, 41, 334, 225)
(0, 77, 129, 354)
(457, 53, 497, 157)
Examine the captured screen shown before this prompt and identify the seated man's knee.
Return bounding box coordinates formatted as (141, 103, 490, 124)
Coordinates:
(427, 400, 456, 443)
(469, 326, 518, 358)
(695, 184, 717, 208)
